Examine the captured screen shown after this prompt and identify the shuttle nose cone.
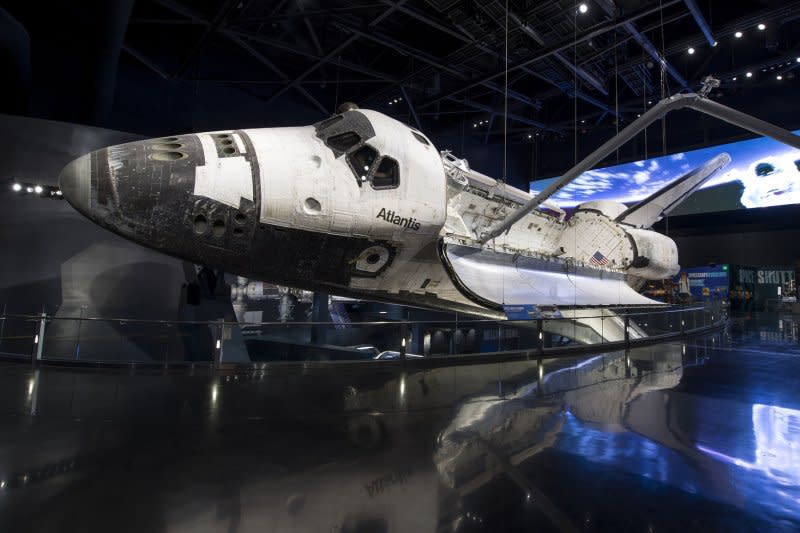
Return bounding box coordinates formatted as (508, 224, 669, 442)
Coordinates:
(56, 133, 260, 273)
(59, 153, 93, 216)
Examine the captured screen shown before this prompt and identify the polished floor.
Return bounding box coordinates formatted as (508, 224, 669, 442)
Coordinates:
(0, 313, 798, 532)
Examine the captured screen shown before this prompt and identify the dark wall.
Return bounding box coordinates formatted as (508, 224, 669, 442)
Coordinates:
(659, 204, 800, 268)
(673, 230, 800, 268)
(0, 113, 184, 318)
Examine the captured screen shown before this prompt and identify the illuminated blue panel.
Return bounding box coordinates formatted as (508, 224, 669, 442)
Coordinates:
(531, 130, 800, 214)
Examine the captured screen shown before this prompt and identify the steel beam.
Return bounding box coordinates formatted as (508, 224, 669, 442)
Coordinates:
(334, 21, 542, 112)
(174, 0, 240, 79)
(265, 0, 408, 105)
(478, 92, 800, 243)
(399, 86, 421, 130)
(122, 45, 168, 79)
(505, 8, 608, 96)
(683, 0, 716, 47)
(595, 0, 688, 90)
(419, 0, 682, 110)
(153, 0, 329, 113)
(223, 29, 400, 83)
(448, 98, 562, 134)
(227, 34, 328, 114)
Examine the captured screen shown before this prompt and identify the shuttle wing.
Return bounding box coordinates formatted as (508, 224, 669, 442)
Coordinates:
(615, 153, 731, 228)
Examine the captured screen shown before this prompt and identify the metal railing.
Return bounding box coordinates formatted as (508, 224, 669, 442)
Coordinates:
(0, 301, 727, 368)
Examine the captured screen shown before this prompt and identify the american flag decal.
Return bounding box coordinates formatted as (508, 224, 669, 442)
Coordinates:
(589, 250, 609, 266)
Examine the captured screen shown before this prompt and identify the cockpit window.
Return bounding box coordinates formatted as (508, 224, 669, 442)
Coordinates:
(411, 131, 430, 146)
(372, 157, 399, 189)
(327, 131, 361, 152)
(348, 145, 379, 183)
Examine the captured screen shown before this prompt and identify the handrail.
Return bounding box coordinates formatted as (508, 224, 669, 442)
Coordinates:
(0, 303, 712, 328)
(0, 303, 727, 370)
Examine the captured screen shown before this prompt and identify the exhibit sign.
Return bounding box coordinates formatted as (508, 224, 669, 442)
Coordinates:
(730, 266, 796, 311)
(673, 265, 730, 301)
(531, 129, 800, 215)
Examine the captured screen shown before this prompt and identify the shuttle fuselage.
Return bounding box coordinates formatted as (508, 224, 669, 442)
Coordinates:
(58, 106, 722, 317)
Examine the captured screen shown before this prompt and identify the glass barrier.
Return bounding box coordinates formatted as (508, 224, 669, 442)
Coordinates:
(0, 301, 727, 366)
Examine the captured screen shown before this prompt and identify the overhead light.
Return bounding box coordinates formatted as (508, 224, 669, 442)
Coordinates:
(757, 23, 766, 31)
(688, 47, 695, 55)
(527, 134, 532, 138)
(55, 190, 63, 196)
(26, 187, 33, 193)
(734, 31, 743, 38)
(746, 71, 753, 78)
(12, 183, 21, 192)
(34, 185, 43, 194)
(732, 76, 737, 81)
(712, 41, 718, 47)
(580, 119, 585, 123)
(648, 100, 652, 105)
(473, 123, 477, 127)
(777, 75, 783, 81)
(578, 3, 588, 14)
(796, 57, 800, 63)
(637, 113, 641, 117)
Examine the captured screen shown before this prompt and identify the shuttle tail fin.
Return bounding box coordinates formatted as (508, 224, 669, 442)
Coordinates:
(615, 153, 731, 228)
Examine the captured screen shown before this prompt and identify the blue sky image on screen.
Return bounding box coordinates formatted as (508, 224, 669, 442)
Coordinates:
(530, 130, 800, 211)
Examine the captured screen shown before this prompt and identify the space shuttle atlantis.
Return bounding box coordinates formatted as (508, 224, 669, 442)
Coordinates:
(59, 88, 800, 318)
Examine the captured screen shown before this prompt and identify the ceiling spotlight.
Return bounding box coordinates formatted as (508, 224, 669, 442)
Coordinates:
(757, 23, 766, 31)
(56, 190, 63, 196)
(580, 119, 585, 123)
(527, 134, 532, 138)
(732, 76, 737, 81)
(648, 100, 652, 105)
(34, 185, 43, 194)
(26, 187, 33, 193)
(796, 57, 800, 63)
(637, 113, 641, 117)
(777, 75, 783, 81)
(473, 123, 477, 127)
(712, 41, 718, 47)
(734, 31, 743, 38)
(688, 47, 695, 55)
(746, 71, 753, 78)
(578, 3, 588, 14)
(12, 183, 21, 192)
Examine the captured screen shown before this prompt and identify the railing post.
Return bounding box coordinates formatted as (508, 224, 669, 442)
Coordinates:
(624, 316, 630, 348)
(537, 319, 544, 356)
(536, 357, 544, 397)
(400, 321, 407, 365)
(31, 312, 46, 365)
(625, 350, 631, 378)
(213, 318, 224, 370)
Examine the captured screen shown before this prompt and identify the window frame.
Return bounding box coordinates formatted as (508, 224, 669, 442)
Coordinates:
(346, 144, 380, 186)
(370, 156, 401, 190)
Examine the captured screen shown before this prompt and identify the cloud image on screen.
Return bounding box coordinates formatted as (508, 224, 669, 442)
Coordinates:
(531, 130, 800, 215)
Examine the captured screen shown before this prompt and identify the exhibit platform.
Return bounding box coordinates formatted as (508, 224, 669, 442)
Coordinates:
(1, 309, 798, 531)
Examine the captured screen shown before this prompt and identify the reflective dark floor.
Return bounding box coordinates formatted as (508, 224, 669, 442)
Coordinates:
(0, 314, 798, 532)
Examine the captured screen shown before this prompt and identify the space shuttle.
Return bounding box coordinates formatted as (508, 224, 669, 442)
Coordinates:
(58, 87, 800, 318)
